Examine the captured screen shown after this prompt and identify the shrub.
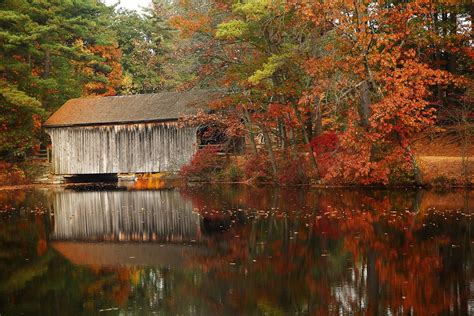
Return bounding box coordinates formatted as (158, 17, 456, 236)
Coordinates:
(215, 163, 244, 182)
(432, 175, 456, 187)
(242, 152, 311, 185)
(310, 132, 339, 178)
(242, 154, 273, 183)
(180, 146, 221, 180)
(0, 161, 27, 185)
(276, 152, 310, 185)
(226, 164, 243, 182)
(310, 132, 339, 155)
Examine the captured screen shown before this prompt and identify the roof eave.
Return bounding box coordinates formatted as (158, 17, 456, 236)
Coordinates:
(43, 117, 180, 129)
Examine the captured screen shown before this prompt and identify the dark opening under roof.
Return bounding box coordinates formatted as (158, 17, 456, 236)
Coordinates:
(44, 89, 225, 127)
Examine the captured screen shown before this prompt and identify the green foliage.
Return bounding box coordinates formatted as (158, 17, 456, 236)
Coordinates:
(227, 163, 243, 182)
(0, 84, 41, 110)
(215, 20, 248, 39)
(248, 53, 290, 84)
(0, 0, 117, 158)
(217, 163, 243, 182)
(232, 0, 273, 20)
(112, 0, 192, 94)
(111, 8, 171, 94)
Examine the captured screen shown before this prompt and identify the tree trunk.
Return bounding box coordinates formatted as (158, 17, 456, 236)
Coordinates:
(447, 10, 457, 73)
(470, 3, 474, 36)
(305, 113, 313, 141)
(261, 126, 278, 179)
(286, 113, 297, 147)
(460, 101, 470, 186)
(293, 105, 320, 178)
(43, 50, 51, 78)
(242, 106, 258, 155)
(313, 95, 323, 136)
(433, 10, 444, 103)
(278, 118, 288, 150)
(358, 81, 371, 127)
(408, 146, 423, 186)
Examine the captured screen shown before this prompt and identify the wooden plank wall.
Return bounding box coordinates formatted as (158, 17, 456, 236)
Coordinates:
(46, 122, 198, 175)
(50, 189, 201, 242)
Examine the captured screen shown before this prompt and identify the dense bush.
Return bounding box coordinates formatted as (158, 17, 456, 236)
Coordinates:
(276, 153, 310, 185)
(223, 164, 243, 182)
(310, 132, 339, 178)
(180, 146, 222, 180)
(241, 152, 311, 185)
(0, 162, 27, 185)
(242, 154, 273, 183)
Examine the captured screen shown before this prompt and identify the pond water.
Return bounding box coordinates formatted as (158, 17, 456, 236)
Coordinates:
(0, 185, 472, 315)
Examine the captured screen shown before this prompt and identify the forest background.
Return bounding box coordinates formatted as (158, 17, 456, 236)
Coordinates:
(0, 0, 472, 186)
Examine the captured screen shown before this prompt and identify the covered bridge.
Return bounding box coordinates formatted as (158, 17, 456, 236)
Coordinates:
(44, 90, 224, 176)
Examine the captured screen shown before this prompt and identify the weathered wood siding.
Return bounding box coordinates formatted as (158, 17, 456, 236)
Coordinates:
(50, 189, 201, 242)
(46, 122, 198, 175)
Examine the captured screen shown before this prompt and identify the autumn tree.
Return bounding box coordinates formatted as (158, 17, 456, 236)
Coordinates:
(174, 0, 471, 185)
(172, 0, 326, 180)
(0, 0, 120, 158)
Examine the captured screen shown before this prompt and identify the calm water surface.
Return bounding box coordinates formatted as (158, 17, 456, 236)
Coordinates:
(0, 185, 472, 315)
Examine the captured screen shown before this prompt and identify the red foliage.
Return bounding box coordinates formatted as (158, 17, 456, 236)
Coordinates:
(242, 154, 273, 183)
(243, 152, 311, 185)
(310, 132, 338, 155)
(310, 132, 339, 178)
(180, 146, 221, 179)
(277, 153, 309, 185)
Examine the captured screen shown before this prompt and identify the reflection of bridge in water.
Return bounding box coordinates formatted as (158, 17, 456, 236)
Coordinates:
(51, 189, 201, 242)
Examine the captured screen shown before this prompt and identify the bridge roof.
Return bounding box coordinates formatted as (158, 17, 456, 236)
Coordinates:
(44, 89, 225, 127)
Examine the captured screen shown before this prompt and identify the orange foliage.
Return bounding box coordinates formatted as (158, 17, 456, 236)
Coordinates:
(169, 14, 210, 38)
(80, 44, 123, 96)
(292, 0, 467, 184)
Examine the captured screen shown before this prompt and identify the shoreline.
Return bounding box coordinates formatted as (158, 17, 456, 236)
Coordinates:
(0, 180, 472, 191)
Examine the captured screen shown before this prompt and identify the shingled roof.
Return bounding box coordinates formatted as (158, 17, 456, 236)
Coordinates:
(44, 89, 225, 127)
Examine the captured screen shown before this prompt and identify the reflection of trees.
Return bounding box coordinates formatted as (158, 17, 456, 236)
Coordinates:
(181, 187, 473, 315)
(0, 191, 52, 295)
(124, 267, 226, 315)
